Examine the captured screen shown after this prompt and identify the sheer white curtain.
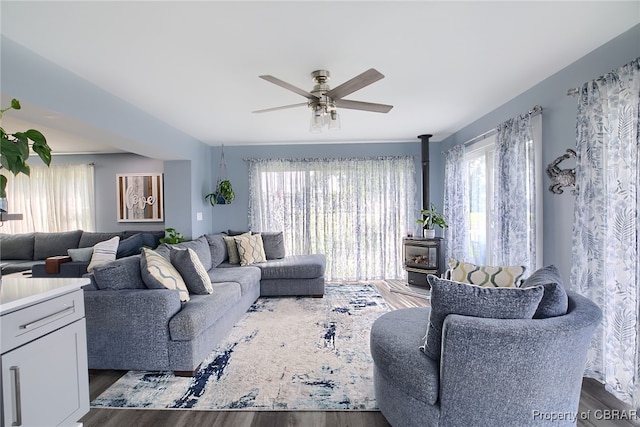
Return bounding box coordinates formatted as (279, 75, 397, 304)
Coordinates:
(572, 58, 640, 410)
(247, 156, 417, 281)
(3, 163, 95, 233)
(492, 109, 540, 272)
(443, 144, 469, 262)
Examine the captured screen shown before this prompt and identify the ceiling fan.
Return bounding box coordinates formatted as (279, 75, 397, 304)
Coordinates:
(252, 69, 393, 132)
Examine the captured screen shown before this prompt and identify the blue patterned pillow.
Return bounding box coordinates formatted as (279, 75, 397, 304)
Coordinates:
(422, 275, 543, 361)
(140, 248, 190, 302)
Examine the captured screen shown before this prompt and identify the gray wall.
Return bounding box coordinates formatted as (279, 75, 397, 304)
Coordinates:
(47, 154, 165, 232)
(208, 142, 423, 233)
(437, 24, 640, 284)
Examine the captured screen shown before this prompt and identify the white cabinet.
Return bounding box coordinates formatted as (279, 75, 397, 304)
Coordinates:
(1, 279, 89, 427)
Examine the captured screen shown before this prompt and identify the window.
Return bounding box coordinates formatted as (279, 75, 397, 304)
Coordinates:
(465, 136, 495, 264)
(247, 156, 416, 281)
(2, 164, 95, 233)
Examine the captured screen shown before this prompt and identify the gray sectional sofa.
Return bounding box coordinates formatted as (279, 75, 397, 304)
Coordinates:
(0, 230, 164, 277)
(83, 232, 326, 374)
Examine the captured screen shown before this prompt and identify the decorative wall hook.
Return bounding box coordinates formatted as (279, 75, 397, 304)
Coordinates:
(546, 149, 576, 195)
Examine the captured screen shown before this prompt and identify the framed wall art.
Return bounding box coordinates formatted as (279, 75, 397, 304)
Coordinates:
(116, 173, 164, 222)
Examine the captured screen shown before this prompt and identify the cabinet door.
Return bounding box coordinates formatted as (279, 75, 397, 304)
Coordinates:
(2, 319, 89, 427)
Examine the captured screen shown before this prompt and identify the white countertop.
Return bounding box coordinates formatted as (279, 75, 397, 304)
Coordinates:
(0, 277, 89, 315)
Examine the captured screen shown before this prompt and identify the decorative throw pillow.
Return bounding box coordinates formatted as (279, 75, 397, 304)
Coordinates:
(170, 248, 214, 295)
(87, 236, 120, 272)
(421, 275, 544, 361)
(166, 236, 212, 270)
(68, 246, 94, 262)
(234, 233, 267, 266)
(223, 232, 250, 264)
(205, 233, 227, 267)
(447, 258, 526, 287)
(140, 248, 190, 302)
(259, 231, 286, 260)
(521, 265, 569, 318)
(116, 233, 144, 258)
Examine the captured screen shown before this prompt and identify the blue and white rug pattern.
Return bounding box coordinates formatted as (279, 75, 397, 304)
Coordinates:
(91, 284, 389, 410)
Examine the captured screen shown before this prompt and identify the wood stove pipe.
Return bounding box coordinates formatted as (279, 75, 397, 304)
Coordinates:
(418, 134, 432, 211)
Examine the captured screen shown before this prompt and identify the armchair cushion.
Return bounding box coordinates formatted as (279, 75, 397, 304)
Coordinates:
(422, 275, 544, 361)
(447, 258, 526, 287)
(521, 264, 568, 318)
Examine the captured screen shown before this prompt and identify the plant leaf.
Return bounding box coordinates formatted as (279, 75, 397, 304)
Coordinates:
(11, 99, 21, 110)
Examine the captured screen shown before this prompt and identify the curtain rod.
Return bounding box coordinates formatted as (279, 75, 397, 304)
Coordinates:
(461, 105, 542, 147)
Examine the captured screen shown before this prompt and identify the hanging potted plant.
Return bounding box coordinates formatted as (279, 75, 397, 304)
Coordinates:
(416, 203, 448, 239)
(205, 144, 235, 206)
(0, 99, 52, 214)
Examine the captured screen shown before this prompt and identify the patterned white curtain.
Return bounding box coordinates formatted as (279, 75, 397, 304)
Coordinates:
(492, 111, 538, 272)
(572, 58, 640, 410)
(247, 156, 417, 281)
(2, 163, 95, 233)
(443, 144, 469, 262)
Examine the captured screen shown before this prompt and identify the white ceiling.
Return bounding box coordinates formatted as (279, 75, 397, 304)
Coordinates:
(1, 1, 639, 154)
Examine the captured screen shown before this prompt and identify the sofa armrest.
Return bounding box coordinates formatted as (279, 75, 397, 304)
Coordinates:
(83, 288, 182, 371)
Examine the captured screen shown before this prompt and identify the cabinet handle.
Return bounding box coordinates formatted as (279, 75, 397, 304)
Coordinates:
(10, 366, 22, 426)
(19, 305, 75, 330)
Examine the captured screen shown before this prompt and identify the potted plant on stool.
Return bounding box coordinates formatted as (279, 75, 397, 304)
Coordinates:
(416, 203, 448, 239)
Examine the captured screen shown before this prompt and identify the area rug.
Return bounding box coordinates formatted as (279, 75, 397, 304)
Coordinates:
(91, 284, 389, 411)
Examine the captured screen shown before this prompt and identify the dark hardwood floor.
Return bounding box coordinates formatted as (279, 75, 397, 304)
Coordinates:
(81, 281, 639, 427)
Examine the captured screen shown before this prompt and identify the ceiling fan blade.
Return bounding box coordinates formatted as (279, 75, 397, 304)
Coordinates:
(325, 68, 385, 100)
(252, 103, 308, 113)
(259, 75, 319, 100)
(335, 99, 393, 113)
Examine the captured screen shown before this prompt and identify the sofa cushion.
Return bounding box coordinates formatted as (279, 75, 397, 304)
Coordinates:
(166, 236, 212, 271)
(79, 231, 124, 248)
(92, 255, 147, 290)
(0, 233, 35, 260)
(33, 230, 83, 259)
(259, 231, 286, 260)
(140, 247, 190, 302)
(422, 275, 543, 361)
(68, 246, 94, 262)
(257, 255, 326, 280)
(235, 233, 267, 266)
(117, 233, 144, 258)
(88, 236, 120, 272)
(209, 265, 261, 297)
(447, 258, 526, 287)
(205, 233, 227, 267)
(223, 232, 249, 264)
(170, 248, 213, 295)
(169, 283, 242, 341)
(521, 265, 569, 318)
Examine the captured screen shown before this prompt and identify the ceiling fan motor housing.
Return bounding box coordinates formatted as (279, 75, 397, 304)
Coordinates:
(310, 70, 335, 112)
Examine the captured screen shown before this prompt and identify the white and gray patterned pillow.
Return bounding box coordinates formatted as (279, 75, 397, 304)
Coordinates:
(87, 236, 120, 272)
(170, 248, 213, 295)
(234, 233, 267, 266)
(447, 258, 526, 287)
(140, 247, 190, 302)
(223, 232, 250, 264)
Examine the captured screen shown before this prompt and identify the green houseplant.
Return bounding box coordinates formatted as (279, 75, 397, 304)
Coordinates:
(205, 179, 235, 206)
(416, 203, 448, 238)
(159, 227, 187, 244)
(0, 99, 52, 207)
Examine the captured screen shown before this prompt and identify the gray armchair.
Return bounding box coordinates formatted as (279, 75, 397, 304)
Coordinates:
(370, 291, 602, 427)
